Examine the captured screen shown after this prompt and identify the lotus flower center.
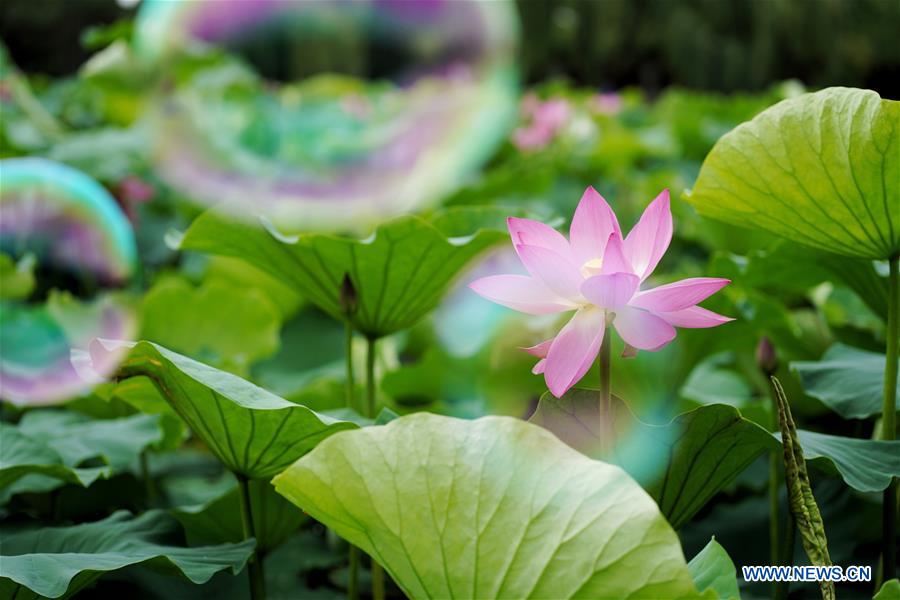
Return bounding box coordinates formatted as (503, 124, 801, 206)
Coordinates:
(580, 257, 604, 277)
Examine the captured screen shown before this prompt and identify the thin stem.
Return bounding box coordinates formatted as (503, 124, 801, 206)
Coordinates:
(348, 546, 360, 600)
(345, 322, 359, 600)
(768, 386, 780, 588)
(774, 512, 795, 600)
(598, 326, 612, 454)
(598, 326, 611, 416)
(237, 474, 266, 600)
(882, 255, 899, 580)
(366, 337, 377, 420)
(365, 337, 385, 600)
(140, 450, 156, 502)
(345, 321, 356, 412)
(372, 558, 385, 600)
(49, 488, 61, 521)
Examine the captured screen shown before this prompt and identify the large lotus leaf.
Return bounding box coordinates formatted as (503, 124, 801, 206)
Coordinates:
(140, 276, 281, 374)
(17, 410, 163, 470)
(274, 413, 707, 600)
(173, 478, 304, 553)
(530, 390, 777, 529)
(0, 510, 254, 599)
(88, 378, 188, 452)
(0, 423, 106, 493)
(687, 538, 740, 600)
(181, 208, 506, 337)
(93, 340, 358, 478)
(0, 410, 166, 503)
(530, 390, 900, 526)
(791, 429, 900, 493)
(792, 344, 899, 419)
(680, 357, 753, 408)
(743, 242, 889, 319)
(686, 88, 899, 259)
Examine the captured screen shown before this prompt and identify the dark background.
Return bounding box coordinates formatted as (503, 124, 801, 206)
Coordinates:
(2, 0, 899, 97)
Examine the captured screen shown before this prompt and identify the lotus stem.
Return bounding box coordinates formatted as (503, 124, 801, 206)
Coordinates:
(768, 360, 779, 588)
(757, 335, 780, 584)
(597, 326, 613, 453)
(348, 545, 360, 600)
(372, 559, 385, 600)
(366, 337, 377, 420)
(345, 321, 360, 600)
(365, 337, 386, 600)
(775, 513, 795, 600)
(883, 255, 899, 580)
(768, 440, 779, 586)
(140, 450, 156, 502)
(599, 326, 611, 417)
(237, 474, 266, 600)
(345, 321, 356, 417)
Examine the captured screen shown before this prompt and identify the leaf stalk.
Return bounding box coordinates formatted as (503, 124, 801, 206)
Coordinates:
(237, 474, 266, 600)
(599, 326, 611, 417)
(597, 325, 614, 454)
(365, 337, 386, 600)
(345, 322, 361, 600)
(882, 255, 899, 580)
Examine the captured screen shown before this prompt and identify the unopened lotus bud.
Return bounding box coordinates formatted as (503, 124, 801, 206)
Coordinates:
(340, 273, 358, 316)
(756, 336, 778, 376)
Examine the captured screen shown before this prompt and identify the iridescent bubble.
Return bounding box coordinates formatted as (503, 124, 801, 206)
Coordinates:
(134, 0, 519, 229)
(0, 158, 138, 406)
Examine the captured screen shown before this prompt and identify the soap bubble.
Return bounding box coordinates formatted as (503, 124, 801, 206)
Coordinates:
(0, 158, 138, 406)
(135, 0, 519, 230)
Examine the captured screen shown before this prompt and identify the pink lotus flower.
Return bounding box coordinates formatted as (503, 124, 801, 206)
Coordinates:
(589, 92, 623, 116)
(512, 94, 571, 151)
(469, 187, 733, 397)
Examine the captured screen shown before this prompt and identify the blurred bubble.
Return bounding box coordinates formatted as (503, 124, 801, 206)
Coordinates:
(134, 0, 519, 230)
(0, 158, 138, 406)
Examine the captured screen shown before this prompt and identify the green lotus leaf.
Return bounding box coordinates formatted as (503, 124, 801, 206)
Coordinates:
(792, 344, 899, 420)
(687, 538, 741, 600)
(530, 390, 777, 529)
(686, 87, 899, 259)
(274, 413, 708, 599)
(17, 410, 163, 470)
(95, 339, 358, 478)
(181, 208, 506, 337)
(0, 423, 107, 494)
(680, 357, 753, 408)
(791, 429, 900, 493)
(530, 390, 900, 526)
(741, 241, 889, 319)
(875, 579, 900, 600)
(0, 510, 254, 599)
(173, 478, 304, 553)
(0, 411, 165, 504)
(140, 276, 281, 374)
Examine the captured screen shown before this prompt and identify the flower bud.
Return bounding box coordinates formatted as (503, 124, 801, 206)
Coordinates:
(756, 336, 778, 376)
(340, 273, 358, 316)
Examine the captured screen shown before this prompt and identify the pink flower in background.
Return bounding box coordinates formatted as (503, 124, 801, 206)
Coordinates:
(117, 175, 155, 204)
(589, 92, 623, 116)
(469, 187, 733, 397)
(114, 175, 156, 225)
(512, 94, 571, 151)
